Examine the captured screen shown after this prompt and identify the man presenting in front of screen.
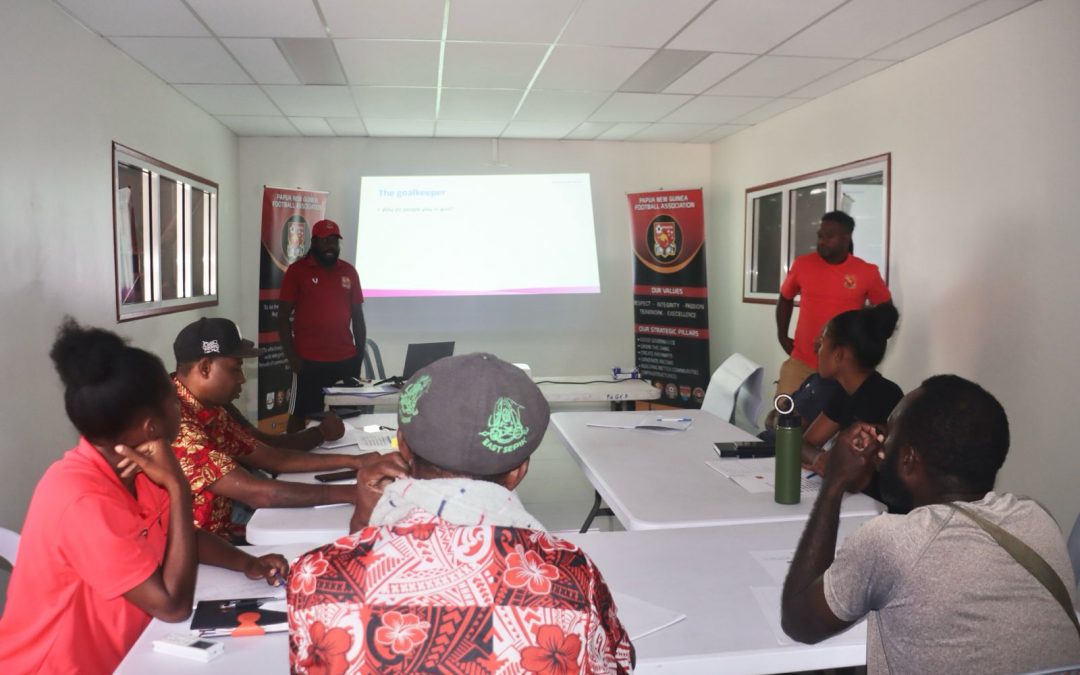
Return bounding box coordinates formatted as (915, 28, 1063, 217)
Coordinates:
(278, 219, 366, 432)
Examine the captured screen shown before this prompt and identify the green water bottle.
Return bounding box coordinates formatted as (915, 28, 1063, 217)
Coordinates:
(774, 393, 802, 505)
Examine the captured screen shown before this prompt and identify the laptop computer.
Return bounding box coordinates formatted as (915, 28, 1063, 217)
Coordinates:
(375, 341, 456, 386)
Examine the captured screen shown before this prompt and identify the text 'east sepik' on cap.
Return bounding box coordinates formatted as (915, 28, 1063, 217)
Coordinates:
(397, 353, 550, 476)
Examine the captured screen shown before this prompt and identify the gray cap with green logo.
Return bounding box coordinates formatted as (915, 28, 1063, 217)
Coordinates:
(397, 352, 550, 476)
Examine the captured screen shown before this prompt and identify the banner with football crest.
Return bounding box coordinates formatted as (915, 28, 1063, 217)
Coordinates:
(257, 186, 328, 431)
(628, 189, 710, 409)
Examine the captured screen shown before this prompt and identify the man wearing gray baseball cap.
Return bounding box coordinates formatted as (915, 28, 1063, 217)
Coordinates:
(288, 353, 634, 673)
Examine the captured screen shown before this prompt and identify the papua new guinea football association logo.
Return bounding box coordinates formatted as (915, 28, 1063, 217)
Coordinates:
(647, 215, 681, 263)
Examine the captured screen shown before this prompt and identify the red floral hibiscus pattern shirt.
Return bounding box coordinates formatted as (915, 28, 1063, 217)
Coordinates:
(287, 508, 634, 674)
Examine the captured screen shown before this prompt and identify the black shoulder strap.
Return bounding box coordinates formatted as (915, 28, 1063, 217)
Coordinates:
(950, 502, 1080, 642)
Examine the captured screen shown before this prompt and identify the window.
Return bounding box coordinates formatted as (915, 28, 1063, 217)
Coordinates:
(113, 142, 218, 321)
(743, 154, 890, 303)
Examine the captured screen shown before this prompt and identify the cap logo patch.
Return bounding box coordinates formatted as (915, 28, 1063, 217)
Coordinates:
(399, 375, 431, 423)
(479, 397, 529, 454)
(202, 340, 220, 354)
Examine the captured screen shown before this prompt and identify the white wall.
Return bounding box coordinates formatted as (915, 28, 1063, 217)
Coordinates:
(237, 138, 711, 378)
(708, 0, 1080, 530)
(0, 0, 240, 535)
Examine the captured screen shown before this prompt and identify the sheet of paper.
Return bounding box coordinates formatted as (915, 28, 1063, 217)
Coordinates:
(750, 549, 794, 585)
(750, 586, 865, 647)
(587, 417, 692, 432)
(357, 431, 396, 452)
(320, 427, 362, 449)
(706, 459, 820, 495)
(611, 592, 686, 641)
(323, 385, 399, 397)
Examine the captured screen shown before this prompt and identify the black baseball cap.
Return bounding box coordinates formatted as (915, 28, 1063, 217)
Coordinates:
(397, 353, 550, 476)
(173, 317, 263, 363)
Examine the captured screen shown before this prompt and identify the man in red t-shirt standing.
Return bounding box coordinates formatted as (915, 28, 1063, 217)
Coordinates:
(278, 219, 366, 432)
(775, 210, 893, 396)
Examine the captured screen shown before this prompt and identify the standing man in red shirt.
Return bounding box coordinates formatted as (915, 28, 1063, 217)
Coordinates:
(775, 211, 893, 396)
(278, 219, 366, 432)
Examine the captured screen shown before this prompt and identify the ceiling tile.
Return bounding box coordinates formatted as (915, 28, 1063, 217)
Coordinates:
(661, 95, 773, 123)
(501, 121, 580, 139)
(173, 84, 279, 115)
(560, 0, 712, 48)
(732, 97, 807, 124)
(290, 117, 336, 136)
(695, 124, 750, 141)
(516, 90, 610, 122)
(321, 0, 445, 39)
(336, 40, 440, 86)
(620, 49, 710, 93)
(263, 85, 358, 117)
(773, 0, 976, 58)
(223, 39, 301, 84)
(439, 89, 523, 121)
(629, 123, 717, 142)
(435, 120, 509, 138)
(110, 37, 251, 84)
(56, 0, 208, 37)
(787, 59, 894, 98)
(353, 87, 436, 119)
(326, 118, 369, 135)
(448, 0, 578, 43)
(706, 55, 849, 97)
(589, 93, 692, 123)
(596, 122, 650, 140)
(216, 115, 299, 136)
(276, 38, 346, 85)
(663, 52, 756, 94)
(565, 122, 616, 140)
(185, 0, 326, 38)
(870, 0, 1035, 61)
(442, 43, 548, 89)
(364, 119, 435, 137)
(533, 45, 654, 90)
(670, 0, 846, 53)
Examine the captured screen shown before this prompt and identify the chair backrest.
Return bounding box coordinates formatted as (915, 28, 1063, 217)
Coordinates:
(362, 338, 386, 380)
(0, 527, 19, 568)
(1068, 511, 1080, 588)
(700, 353, 765, 434)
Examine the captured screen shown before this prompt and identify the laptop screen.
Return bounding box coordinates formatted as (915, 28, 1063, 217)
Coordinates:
(401, 341, 455, 379)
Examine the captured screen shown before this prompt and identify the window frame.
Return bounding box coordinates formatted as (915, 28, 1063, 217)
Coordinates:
(112, 142, 218, 322)
(742, 153, 891, 305)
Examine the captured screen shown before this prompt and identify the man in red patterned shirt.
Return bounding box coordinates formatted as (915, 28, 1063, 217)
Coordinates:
(171, 317, 407, 543)
(288, 353, 634, 673)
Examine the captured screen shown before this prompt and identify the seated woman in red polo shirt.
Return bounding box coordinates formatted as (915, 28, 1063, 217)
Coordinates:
(0, 320, 289, 674)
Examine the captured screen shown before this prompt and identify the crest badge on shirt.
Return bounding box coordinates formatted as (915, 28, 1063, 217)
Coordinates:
(341, 276, 351, 289)
(843, 274, 856, 289)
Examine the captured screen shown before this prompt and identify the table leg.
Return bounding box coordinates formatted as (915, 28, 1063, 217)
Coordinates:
(579, 490, 614, 533)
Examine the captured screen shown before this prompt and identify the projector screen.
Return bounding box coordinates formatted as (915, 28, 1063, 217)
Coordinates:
(356, 174, 601, 297)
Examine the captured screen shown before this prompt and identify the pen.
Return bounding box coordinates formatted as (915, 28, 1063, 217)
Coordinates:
(805, 472, 818, 479)
(657, 417, 691, 422)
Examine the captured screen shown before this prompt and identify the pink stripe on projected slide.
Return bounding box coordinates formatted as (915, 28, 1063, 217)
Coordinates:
(364, 286, 600, 297)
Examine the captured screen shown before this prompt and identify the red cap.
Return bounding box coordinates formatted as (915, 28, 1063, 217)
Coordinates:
(311, 219, 342, 239)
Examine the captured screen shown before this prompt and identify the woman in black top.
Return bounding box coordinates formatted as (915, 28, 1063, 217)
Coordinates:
(801, 303, 902, 482)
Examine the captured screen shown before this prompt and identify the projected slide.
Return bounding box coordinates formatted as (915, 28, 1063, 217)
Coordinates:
(356, 174, 600, 297)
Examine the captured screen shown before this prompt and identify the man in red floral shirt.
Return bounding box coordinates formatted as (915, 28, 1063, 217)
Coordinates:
(288, 353, 634, 673)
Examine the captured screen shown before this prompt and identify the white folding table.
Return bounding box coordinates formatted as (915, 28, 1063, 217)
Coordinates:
(323, 374, 660, 410)
(551, 410, 883, 531)
(119, 521, 871, 674)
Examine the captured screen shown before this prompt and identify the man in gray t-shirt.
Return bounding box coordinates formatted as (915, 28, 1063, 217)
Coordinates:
(781, 375, 1080, 674)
